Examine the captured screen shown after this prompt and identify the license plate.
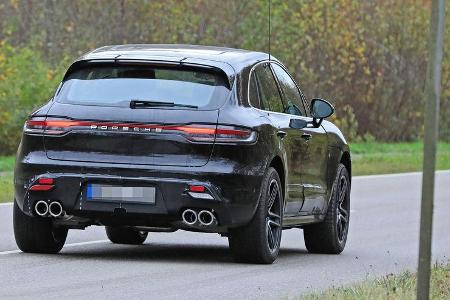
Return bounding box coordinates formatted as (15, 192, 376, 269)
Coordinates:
(86, 184, 156, 204)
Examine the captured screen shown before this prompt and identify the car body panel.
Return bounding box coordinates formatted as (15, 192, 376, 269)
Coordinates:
(43, 102, 220, 167)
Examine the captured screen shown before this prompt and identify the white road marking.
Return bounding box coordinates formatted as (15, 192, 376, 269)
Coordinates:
(353, 170, 449, 180)
(0, 202, 13, 206)
(0, 239, 109, 255)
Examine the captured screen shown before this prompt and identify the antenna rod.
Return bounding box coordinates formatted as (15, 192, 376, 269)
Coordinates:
(269, 0, 272, 61)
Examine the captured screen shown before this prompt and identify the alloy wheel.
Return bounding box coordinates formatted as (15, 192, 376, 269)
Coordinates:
(336, 175, 349, 243)
(266, 179, 282, 253)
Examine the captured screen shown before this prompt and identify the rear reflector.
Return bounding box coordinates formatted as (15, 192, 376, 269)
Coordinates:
(24, 117, 257, 143)
(29, 185, 54, 191)
(38, 178, 54, 185)
(189, 185, 206, 193)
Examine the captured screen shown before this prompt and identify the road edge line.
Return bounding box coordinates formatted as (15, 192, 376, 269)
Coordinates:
(353, 170, 450, 180)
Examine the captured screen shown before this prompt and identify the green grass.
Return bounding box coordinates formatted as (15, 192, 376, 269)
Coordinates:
(0, 156, 14, 203)
(0, 171, 13, 203)
(0, 155, 15, 172)
(351, 142, 450, 176)
(0, 142, 449, 202)
(301, 262, 450, 300)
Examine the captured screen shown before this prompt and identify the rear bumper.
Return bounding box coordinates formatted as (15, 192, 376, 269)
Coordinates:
(14, 153, 265, 231)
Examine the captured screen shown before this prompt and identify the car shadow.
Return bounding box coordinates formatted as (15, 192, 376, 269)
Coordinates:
(57, 242, 309, 264)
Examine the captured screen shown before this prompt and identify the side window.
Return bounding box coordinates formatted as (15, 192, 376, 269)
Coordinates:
(248, 73, 261, 109)
(271, 63, 307, 116)
(254, 63, 284, 113)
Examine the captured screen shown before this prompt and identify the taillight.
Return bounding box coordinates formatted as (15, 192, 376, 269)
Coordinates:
(24, 117, 90, 135)
(29, 177, 55, 192)
(214, 126, 256, 143)
(162, 125, 257, 143)
(24, 117, 257, 143)
(24, 117, 46, 134)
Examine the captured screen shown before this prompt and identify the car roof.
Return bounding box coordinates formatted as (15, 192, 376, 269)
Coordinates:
(77, 44, 274, 74)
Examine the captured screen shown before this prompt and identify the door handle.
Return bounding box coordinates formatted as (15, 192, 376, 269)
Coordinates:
(277, 130, 287, 139)
(301, 133, 312, 141)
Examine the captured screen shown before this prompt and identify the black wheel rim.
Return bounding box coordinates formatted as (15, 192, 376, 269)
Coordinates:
(336, 175, 349, 243)
(266, 179, 282, 253)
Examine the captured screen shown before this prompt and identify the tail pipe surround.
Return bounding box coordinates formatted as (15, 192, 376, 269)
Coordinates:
(34, 201, 64, 217)
(198, 210, 218, 226)
(49, 201, 64, 218)
(181, 208, 218, 227)
(34, 200, 49, 217)
(181, 209, 198, 226)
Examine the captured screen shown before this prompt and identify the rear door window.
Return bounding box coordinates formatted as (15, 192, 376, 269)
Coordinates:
(271, 63, 307, 117)
(253, 63, 284, 113)
(56, 64, 230, 109)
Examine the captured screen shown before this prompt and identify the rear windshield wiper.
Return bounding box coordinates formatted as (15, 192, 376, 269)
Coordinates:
(130, 99, 198, 109)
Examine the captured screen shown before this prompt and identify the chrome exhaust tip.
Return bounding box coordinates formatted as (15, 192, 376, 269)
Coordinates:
(35, 200, 49, 217)
(198, 210, 217, 227)
(182, 209, 198, 226)
(49, 201, 64, 218)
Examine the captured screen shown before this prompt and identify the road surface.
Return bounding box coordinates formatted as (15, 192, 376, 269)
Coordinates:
(0, 171, 449, 299)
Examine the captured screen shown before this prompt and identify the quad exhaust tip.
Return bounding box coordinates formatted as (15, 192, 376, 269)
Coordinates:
(198, 210, 217, 226)
(181, 209, 217, 227)
(182, 209, 198, 225)
(49, 201, 64, 218)
(34, 200, 49, 217)
(34, 200, 64, 217)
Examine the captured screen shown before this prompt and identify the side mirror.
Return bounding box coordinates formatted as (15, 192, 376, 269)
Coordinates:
(289, 119, 308, 129)
(310, 98, 334, 127)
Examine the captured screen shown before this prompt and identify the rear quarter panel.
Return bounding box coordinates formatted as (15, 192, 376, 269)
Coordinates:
(321, 120, 351, 207)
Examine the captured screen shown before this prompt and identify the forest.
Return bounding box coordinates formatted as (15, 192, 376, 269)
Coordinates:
(0, 0, 448, 154)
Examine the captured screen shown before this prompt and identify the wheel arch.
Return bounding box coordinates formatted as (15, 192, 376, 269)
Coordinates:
(340, 151, 352, 184)
(269, 155, 285, 199)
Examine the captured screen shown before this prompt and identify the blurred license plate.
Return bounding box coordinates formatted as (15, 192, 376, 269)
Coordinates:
(86, 184, 156, 204)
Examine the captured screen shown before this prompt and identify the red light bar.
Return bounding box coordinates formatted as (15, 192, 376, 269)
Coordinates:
(166, 126, 216, 135)
(26, 120, 83, 128)
(38, 178, 54, 185)
(24, 118, 256, 143)
(189, 185, 206, 193)
(29, 185, 54, 191)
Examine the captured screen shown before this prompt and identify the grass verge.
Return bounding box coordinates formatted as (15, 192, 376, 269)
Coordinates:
(0, 155, 14, 172)
(0, 171, 13, 203)
(0, 156, 14, 203)
(301, 263, 450, 300)
(351, 142, 450, 176)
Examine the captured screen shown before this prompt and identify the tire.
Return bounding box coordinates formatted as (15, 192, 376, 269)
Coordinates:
(13, 200, 68, 254)
(303, 163, 350, 254)
(228, 167, 283, 264)
(105, 226, 148, 245)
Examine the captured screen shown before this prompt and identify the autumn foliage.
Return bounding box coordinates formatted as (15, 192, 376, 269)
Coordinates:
(0, 0, 448, 154)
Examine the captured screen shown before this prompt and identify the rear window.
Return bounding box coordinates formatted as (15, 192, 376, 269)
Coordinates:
(55, 64, 231, 109)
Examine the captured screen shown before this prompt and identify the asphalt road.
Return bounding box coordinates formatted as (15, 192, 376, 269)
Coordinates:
(1, 171, 449, 299)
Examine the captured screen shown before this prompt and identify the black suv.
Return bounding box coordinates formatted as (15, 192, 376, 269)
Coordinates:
(14, 45, 351, 264)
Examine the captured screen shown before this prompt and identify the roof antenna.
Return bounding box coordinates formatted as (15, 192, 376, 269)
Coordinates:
(268, 0, 272, 61)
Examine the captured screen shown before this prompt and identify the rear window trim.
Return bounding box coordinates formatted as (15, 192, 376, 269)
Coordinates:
(64, 59, 230, 88)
